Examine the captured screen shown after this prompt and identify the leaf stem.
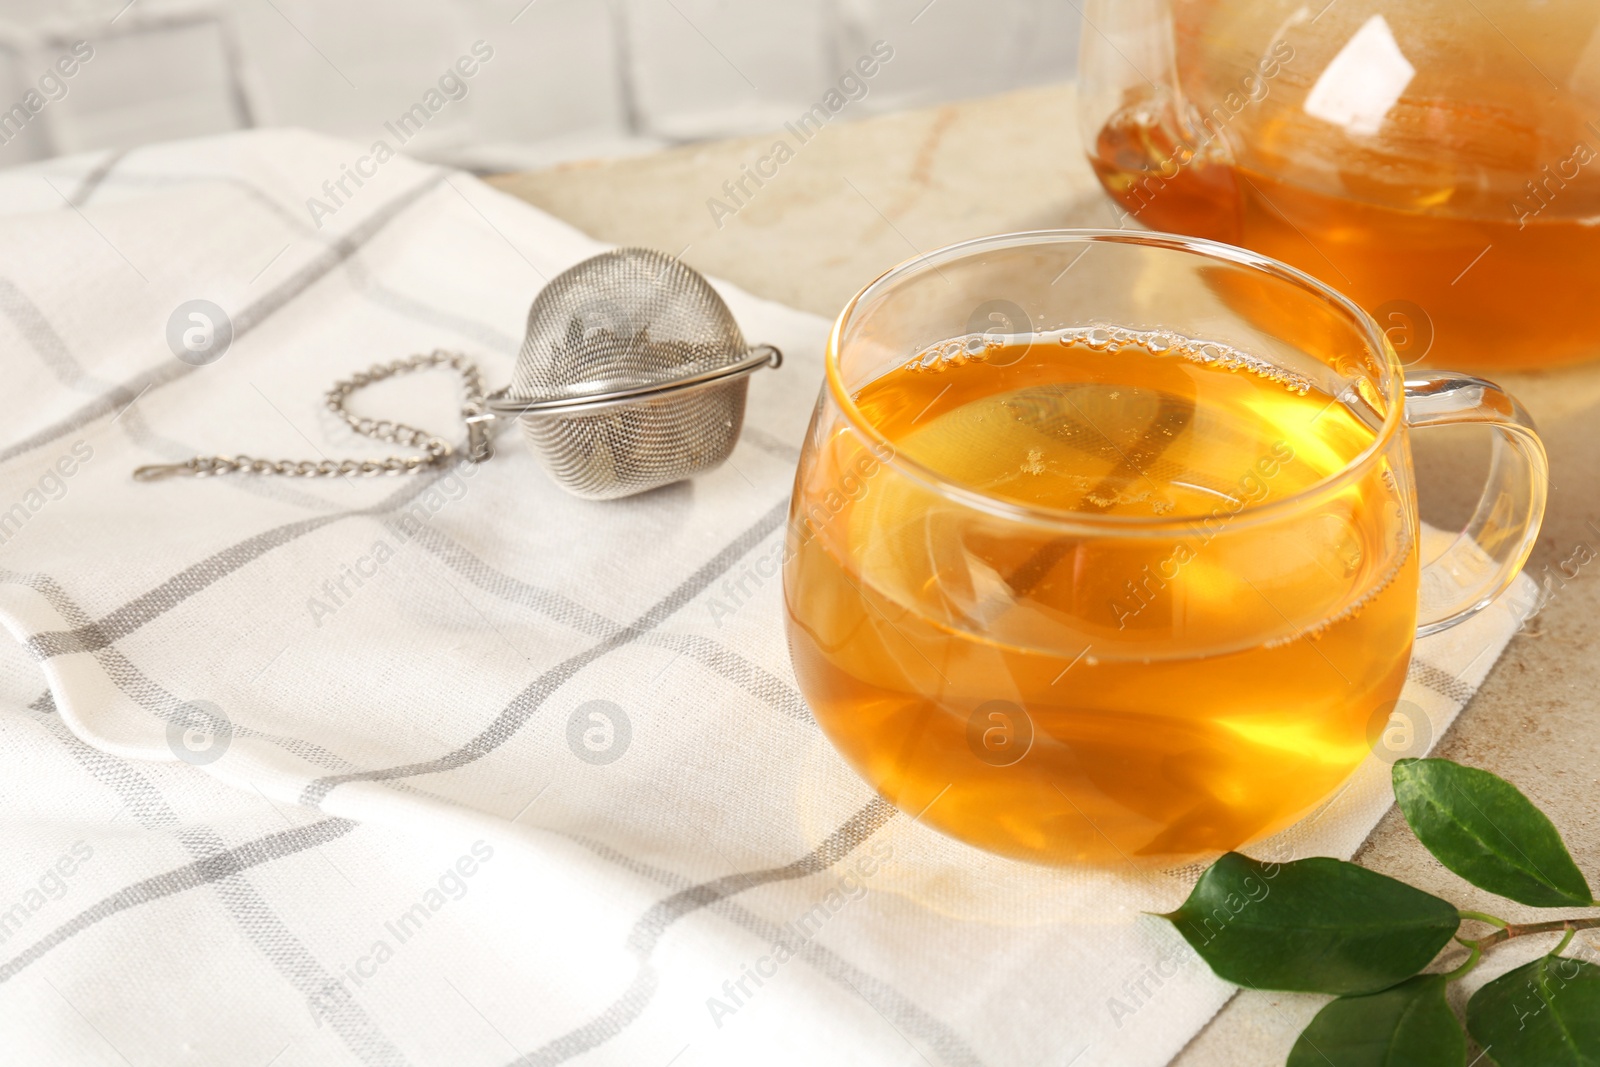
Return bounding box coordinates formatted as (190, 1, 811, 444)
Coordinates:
(1552, 927, 1577, 957)
(1442, 940, 1482, 982)
(1457, 910, 1510, 929)
(1470, 916, 1600, 951)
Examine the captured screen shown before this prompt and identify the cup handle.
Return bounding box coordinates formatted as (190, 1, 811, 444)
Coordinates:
(1403, 371, 1548, 637)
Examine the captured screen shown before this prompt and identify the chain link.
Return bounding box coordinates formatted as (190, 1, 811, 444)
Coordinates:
(133, 350, 490, 480)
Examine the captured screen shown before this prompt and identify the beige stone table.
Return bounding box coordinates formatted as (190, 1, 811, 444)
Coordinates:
(491, 83, 1600, 1065)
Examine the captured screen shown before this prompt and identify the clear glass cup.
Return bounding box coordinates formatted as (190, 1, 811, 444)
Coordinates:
(783, 230, 1546, 867)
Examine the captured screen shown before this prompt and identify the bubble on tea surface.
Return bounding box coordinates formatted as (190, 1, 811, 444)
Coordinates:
(964, 300, 1033, 367)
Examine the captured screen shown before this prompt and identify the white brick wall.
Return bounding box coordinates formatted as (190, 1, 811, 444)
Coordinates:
(623, 0, 836, 141)
(834, 0, 1083, 114)
(0, 0, 1079, 171)
(49, 15, 246, 153)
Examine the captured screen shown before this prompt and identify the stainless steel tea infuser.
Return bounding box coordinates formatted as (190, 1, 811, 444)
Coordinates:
(133, 247, 782, 500)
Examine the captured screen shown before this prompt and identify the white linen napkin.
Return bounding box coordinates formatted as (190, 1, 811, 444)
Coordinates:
(0, 130, 1535, 1067)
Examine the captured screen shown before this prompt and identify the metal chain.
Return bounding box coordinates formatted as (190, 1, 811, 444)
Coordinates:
(133, 350, 490, 480)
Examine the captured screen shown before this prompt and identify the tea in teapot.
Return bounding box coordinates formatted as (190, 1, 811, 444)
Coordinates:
(1080, 0, 1600, 368)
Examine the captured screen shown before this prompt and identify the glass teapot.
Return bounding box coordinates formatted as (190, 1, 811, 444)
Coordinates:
(1078, 0, 1600, 369)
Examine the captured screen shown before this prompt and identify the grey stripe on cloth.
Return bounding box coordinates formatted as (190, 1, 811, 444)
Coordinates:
(1407, 658, 1475, 706)
(8, 157, 805, 738)
(58, 167, 494, 372)
(24, 514, 344, 658)
(0, 354, 188, 465)
(13, 468, 804, 765)
(569, 830, 985, 1067)
(639, 632, 812, 725)
(507, 798, 911, 1067)
(11, 701, 410, 1067)
(1, 460, 560, 782)
(0, 170, 445, 469)
(6, 568, 366, 774)
(68, 170, 521, 357)
(0, 275, 113, 391)
(23, 463, 459, 660)
(74, 169, 519, 364)
(68, 169, 322, 239)
(391, 518, 811, 724)
(388, 518, 617, 640)
(741, 425, 803, 461)
(0, 757, 907, 1065)
(0, 275, 357, 523)
(8, 162, 495, 519)
(300, 496, 791, 805)
(116, 403, 353, 514)
(69, 148, 127, 208)
(0, 809, 358, 987)
(345, 257, 521, 358)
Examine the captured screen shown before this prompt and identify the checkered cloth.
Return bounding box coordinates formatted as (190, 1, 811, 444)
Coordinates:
(0, 130, 1536, 1066)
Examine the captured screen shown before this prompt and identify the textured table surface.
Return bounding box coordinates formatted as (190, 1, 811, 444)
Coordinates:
(490, 82, 1600, 1065)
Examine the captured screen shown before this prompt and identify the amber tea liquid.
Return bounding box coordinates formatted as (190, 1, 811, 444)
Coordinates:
(785, 331, 1417, 865)
(1091, 94, 1600, 369)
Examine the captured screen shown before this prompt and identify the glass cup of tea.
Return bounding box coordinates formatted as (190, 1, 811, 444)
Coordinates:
(783, 230, 1546, 868)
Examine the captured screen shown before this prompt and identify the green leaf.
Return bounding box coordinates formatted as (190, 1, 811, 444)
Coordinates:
(1393, 759, 1594, 908)
(1161, 852, 1459, 995)
(1287, 974, 1465, 1067)
(1467, 954, 1600, 1066)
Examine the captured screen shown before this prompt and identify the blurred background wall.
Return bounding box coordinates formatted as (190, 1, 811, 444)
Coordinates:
(0, 0, 1080, 172)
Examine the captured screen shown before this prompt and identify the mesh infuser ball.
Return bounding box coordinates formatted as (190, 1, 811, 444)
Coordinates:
(131, 247, 782, 496)
(499, 247, 781, 499)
